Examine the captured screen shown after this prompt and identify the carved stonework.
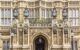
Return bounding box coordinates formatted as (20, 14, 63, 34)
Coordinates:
(58, 28, 63, 45)
(29, 28, 52, 37)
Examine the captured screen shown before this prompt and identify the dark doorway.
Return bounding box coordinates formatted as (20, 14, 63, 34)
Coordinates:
(34, 35, 48, 50)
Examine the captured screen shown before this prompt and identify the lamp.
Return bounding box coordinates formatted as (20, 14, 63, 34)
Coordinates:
(13, 8, 19, 18)
(52, 8, 57, 18)
(24, 8, 29, 17)
(62, 8, 68, 18)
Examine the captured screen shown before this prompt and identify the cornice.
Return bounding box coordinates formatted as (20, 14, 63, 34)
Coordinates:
(0, 0, 80, 2)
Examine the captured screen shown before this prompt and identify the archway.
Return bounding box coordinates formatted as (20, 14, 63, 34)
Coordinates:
(33, 35, 48, 50)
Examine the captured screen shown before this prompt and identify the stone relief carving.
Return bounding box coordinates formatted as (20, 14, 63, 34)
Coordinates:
(29, 28, 52, 37)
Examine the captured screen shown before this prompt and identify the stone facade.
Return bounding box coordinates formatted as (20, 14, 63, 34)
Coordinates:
(0, 0, 80, 50)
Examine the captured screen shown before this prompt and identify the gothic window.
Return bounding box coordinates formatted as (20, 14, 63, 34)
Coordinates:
(3, 40, 9, 50)
(0, 8, 13, 26)
(35, 8, 39, 17)
(42, 9, 45, 17)
(68, 9, 79, 26)
(71, 40, 78, 50)
(68, 9, 79, 18)
(46, 9, 52, 18)
(28, 8, 35, 18)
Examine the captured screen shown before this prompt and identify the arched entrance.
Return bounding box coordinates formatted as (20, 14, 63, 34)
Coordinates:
(33, 35, 48, 50)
